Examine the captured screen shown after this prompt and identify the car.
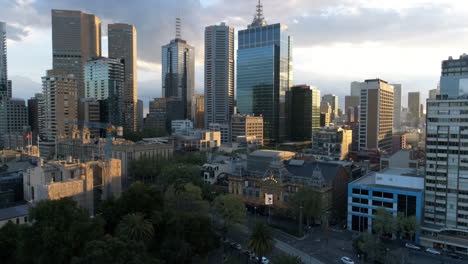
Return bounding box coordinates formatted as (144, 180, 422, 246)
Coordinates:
(340, 256, 354, 264)
(261, 257, 270, 264)
(405, 243, 421, 250)
(447, 252, 462, 259)
(235, 243, 242, 250)
(425, 248, 441, 255)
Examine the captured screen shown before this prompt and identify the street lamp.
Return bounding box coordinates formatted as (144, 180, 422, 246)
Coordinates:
(299, 205, 303, 237)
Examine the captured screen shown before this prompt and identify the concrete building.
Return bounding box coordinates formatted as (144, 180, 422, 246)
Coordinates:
(201, 162, 231, 185)
(0, 22, 8, 99)
(407, 92, 421, 127)
(350, 81, 362, 97)
(39, 70, 78, 158)
(391, 132, 407, 154)
(137, 100, 143, 131)
(162, 18, 195, 121)
(0, 204, 29, 228)
(52, 10, 101, 100)
(429, 88, 439, 99)
(422, 97, 468, 254)
(286, 85, 320, 141)
(440, 54, 468, 98)
(108, 23, 138, 132)
(322, 94, 339, 120)
(28, 94, 43, 144)
(145, 98, 168, 133)
(310, 126, 352, 161)
(195, 94, 205, 129)
(208, 123, 230, 143)
(345, 96, 360, 123)
(320, 102, 332, 127)
(246, 150, 295, 173)
(171, 119, 194, 136)
(359, 79, 394, 153)
(236, 1, 292, 144)
(23, 159, 121, 214)
(78, 98, 100, 138)
(231, 114, 264, 145)
(174, 130, 221, 151)
(204, 23, 234, 127)
(392, 84, 402, 131)
(84, 57, 124, 126)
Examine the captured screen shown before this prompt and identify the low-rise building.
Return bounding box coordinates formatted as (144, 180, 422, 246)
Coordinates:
(171, 119, 193, 135)
(309, 126, 352, 161)
(23, 159, 122, 214)
(231, 114, 264, 146)
(201, 162, 231, 185)
(174, 130, 221, 151)
(209, 122, 231, 143)
(0, 203, 29, 228)
(247, 150, 295, 173)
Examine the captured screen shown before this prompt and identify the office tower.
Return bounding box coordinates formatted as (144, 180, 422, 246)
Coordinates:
(28, 93, 43, 144)
(345, 95, 360, 122)
(407, 92, 420, 127)
(195, 94, 205, 129)
(108, 23, 137, 132)
(231, 114, 264, 145)
(286, 85, 320, 141)
(350, 81, 362, 97)
(0, 22, 9, 99)
(320, 102, 332, 127)
(391, 84, 402, 131)
(204, 22, 234, 128)
(440, 54, 468, 98)
(40, 70, 78, 157)
(84, 57, 124, 126)
(359, 79, 394, 152)
(162, 18, 195, 122)
(145, 98, 169, 133)
(137, 99, 143, 131)
(236, 1, 292, 144)
(51, 10, 101, 99)
(78, 98, 100, 138)
(322, 94, 339, 120)
(429, 88, 439, 99)
(7, 98, 28, 132)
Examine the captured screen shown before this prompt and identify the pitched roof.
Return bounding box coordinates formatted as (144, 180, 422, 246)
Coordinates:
(285, 160, 342, 184)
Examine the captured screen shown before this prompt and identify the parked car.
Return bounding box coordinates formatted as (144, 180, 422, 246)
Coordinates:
(341, 256, 354, 264)
(405, 243, 421, 250)
(261, 256, 270, 264)
(448, 252, 462, 260)
(425, 248, 441, 255)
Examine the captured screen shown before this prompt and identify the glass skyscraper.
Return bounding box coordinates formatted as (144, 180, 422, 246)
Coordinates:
(236, 1, 292, 144)
(440, 54, 468, 99)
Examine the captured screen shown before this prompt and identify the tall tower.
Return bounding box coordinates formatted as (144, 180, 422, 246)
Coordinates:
(108, 23, 137, 132)
(391, 84, 402, 131)
(286, 85, 320, 141)
(237, 0, 292, 144)
(408, 92, 420, 127)
(52, 10, 101, 100)
(322, 94, 339, 120)
(358, 79, 394, 152)
(204, 22, 234, 128)
(161, 18, 195, 122)
(0, 22, 8, 99)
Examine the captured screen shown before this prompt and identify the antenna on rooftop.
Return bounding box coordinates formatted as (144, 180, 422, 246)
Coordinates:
(175, 17, 181, 39)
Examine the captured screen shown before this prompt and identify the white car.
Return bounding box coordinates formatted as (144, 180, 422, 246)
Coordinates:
(405, 243, 421, 250)
(341, 256, 354, 264)
(261, 256, 270, 264)
(425, 247, 441, 255)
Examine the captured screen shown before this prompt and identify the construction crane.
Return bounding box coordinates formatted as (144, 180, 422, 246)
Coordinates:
(65, 120, 123, 160)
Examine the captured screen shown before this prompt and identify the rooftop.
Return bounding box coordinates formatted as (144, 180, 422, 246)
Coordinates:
(249, 150, 295, 158)
(0, 204, 29, 221)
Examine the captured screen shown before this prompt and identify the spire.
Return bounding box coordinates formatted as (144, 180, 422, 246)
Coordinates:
(249, 0, 267, 28)
(175, 17, 181, 39)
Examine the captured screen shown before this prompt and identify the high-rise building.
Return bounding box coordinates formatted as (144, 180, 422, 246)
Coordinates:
(40, 70, 78, 158)
(236, 1, 292, 144)
(322, 94, 339, 120)
(28, 93, 44, 144)
(108, 23, 137, 132)
(84, 57, 124, 126)
(231, 114, 264, 145)
(359, 79, 394, 152)
(286, 85, 320, 141)
(51, 10, 101, 100)
(345, 96, 360, 122)
(162, 18, 195, 122)
(320, 102, 332, 127)
(204, 22, 234, 128)
(145, 98, 168, 133)
(408, 92, 420, 127)
(78, 98, 100, 138)
(440, 54, 468, 98)
(137, 99, 143, 131)
(195, 94, 205, 129)
(391, 84, 402, 131)
(0, 22, 9, 99)
(350, 81, 362, 97)
(429, 88, 439, 99)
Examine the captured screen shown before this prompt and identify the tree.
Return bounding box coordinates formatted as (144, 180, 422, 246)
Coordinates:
(396, 214, 419, 241)
(71, 235, 159, 264)
(273, 253, 304, 264)
(158, 164, 202, 190)
(289, 187, 323, 225)
(213, 194, 246, 235)
(353, 233, 383, 262)
(117, 213, 155, 243)
(246, 222, 275, 262)
(164, 183, 209, 214)
(373, 207, 397, 238)
(17, 198, 104, 264)
(0, 221, 21, 264)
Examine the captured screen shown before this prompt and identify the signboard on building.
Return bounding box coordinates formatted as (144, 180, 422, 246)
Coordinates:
(265, 193, 273, 205)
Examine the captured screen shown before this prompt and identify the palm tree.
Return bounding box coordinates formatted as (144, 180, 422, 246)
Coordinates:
(246, 222, 275, 263)
(116, 213, 154, 243)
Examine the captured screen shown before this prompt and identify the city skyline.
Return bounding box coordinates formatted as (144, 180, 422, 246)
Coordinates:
(2, 0, 467, 110)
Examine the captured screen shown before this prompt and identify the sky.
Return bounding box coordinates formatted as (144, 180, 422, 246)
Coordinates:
(2, 0, 468, 110)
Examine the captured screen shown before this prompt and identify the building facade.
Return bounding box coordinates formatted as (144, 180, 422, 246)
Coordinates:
(391, 84, 402, 131)
(204, 23, 234, 127)
(195, 94, 205, 129)
(108, 23, 137, 132)
(52, 10, 101, 100)
(145, 98, 169, 133)
(84, 57, 125, 126)
(28, 94, 44, 144)
(231, 114, 264, 145)
(440, 54, 468, 98)
(310, 126, 352, 161)
(236, 1, 292, 144)
(359, 79, 394, 153)
(322, 94, 339, 121)
(408, 92, 421, 127)
(286, 85, 320, 141)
